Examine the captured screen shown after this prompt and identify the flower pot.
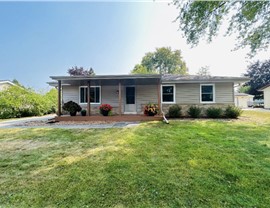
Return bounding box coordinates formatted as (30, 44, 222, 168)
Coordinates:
(102, 111, 109, 116)
(70, 112, 77, 116)
(81, 111, 87, 116)
(147, 112, 156, 116)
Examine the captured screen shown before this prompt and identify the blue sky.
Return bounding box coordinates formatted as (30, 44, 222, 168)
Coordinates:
(0, 1, 269, 91)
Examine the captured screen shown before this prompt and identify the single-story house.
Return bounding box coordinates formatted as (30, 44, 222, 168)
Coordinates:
(234, 92, 254, 108)
(258, 84, 270, 109)
(0, 80, 15, 91)
(48, 74, 248, 117)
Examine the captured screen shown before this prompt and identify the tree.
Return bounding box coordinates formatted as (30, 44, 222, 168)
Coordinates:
(244, 60, 270, 98)
(131, 64, 151, 74)
(196, 66, 211, 76)
(68, 66, 95, 76)
(238, 85, 251, 94)
(173, 1, 270, 57)
(131, 47, 188, 74)
(12, 79, 25, 88)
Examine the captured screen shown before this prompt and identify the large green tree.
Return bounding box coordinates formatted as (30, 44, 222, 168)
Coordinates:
(244, 59, 270, 98)
(173, 0, 270, 57)
(131, 47, 188, 74)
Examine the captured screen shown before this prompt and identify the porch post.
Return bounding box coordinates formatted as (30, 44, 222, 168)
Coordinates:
(87, 81, 91, 116)
(57, 80, 61, 116)
(157, 80, 161, 115)
(118, 81, 122, 115)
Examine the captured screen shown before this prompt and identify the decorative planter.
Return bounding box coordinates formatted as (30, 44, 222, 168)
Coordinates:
(81, 110, 87, 116)
(99, 104, 113, 116)
(146, 112, 156, 116)
(102, 111, 109, 116)
(144, 103, 158, 117)
(70, 112, 77, 116)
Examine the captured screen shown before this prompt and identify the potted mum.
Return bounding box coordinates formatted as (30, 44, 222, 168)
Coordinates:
(144, 103, 159, 116)
(62, 101, 82, 116)
(81, 109, 87, 116)
(99, 104, 112, 116)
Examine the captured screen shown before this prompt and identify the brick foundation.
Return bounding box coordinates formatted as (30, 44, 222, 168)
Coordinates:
(162, 103, 235, 116)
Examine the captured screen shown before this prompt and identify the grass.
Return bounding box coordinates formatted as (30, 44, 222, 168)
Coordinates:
(0, 110, 270, 207)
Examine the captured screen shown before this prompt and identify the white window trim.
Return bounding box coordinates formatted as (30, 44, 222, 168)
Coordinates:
(79, 86, 101, 104)
(161, 84, 176, 104)
(200, 84, 215, 103)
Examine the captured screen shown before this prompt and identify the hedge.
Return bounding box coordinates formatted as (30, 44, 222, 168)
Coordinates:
(0, 86, 57, 119)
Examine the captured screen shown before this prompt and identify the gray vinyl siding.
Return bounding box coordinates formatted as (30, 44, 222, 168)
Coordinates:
(101, 85, 121, 107)
(62, 86, 79, 104)
(136, 85, 159, 113)
(62, 82, 234, 114)
(63, 85, 121, 105)
(175, 83, 200, 104)
(215, 82, 234, 103)
(172, 82, 234, 104)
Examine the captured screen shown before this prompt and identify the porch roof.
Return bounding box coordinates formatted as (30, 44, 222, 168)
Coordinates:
(49, 74, 161, 86)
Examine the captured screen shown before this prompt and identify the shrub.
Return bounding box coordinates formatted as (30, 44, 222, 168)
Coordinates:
(144, 103, 159, 116)
(0, 86, 57, 119)
(187, 106, 202, 118)
(168, 105, 182, 118)
(62, 101, 82, 116)
(206, 107, 223, 118)
(225, 105, 242, 118)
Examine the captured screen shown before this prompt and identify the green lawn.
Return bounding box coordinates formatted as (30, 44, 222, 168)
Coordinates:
(0, 111, 270, 207)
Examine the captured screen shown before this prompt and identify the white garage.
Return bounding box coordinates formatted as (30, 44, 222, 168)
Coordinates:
(234, 92, 254, 108)
(259, 84, 270, 109)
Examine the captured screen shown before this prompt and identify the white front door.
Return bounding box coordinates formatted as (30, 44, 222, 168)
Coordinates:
(124, 86, 136, 113)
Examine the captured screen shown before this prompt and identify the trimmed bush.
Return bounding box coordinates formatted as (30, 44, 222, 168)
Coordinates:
(225, 105, 242, 118)
(187, 106, 202, 118)
(63, 101, 82, 116)
(206, 107, 223, 118)
(168, 105, 182, 118)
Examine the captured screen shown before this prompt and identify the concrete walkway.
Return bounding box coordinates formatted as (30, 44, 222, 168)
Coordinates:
(0, 115, 140, 129)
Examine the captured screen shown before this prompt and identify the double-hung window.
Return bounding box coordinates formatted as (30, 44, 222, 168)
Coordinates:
(162, 85, 175, 103)
(80, 86, 100, 104)
(200, 84, 215, 103)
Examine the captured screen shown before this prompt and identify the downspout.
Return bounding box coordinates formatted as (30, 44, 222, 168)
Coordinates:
(159, 74, 169, 124)
(161, 103, 169, 124)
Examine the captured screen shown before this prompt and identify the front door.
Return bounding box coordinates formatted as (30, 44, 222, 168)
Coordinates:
(125, 86, 136, 113)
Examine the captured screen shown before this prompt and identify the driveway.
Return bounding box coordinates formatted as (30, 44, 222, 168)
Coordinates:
(0, 115, 56, 128)
(0, 115, 139, 129)
(242, 108, 270, 112)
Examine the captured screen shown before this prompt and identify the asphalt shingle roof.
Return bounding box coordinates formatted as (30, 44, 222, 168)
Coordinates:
(161, 74, 248, 82)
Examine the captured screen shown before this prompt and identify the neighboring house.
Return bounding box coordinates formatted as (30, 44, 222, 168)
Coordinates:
(48, 74, 248, 116)
(0, 80, 15, 91)
(234, 92, 254, 108)
(258, 84, 270, 109)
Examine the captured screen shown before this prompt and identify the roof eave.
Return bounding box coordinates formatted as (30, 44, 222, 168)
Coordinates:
(162, 78, 249, 84)
(258, 84, 270, 91)
(50, 74, 161, 81)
